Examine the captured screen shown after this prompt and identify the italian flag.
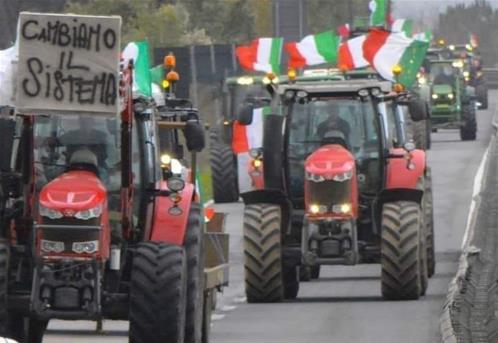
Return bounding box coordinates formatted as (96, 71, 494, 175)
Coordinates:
(363, 29, 429, 88)
(232, 107, 271, 154)
(122, 41, 152, 97)
(369, 0, 389, 27)
(338, 35, 369, 70)
(285, 31, 341, 69)
(391, 19, 413, 37)
(414, 31, 432, 42)
(236, 38, 283, 74)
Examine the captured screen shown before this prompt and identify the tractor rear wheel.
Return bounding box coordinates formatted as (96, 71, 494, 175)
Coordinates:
(243, 204, 284, 303)
(460, 103, 477, 141)
(425, 169, 436, 277)
(185, 204, 205, 343)
(210, 141, 239, 203)
(310, 265, 320, 279)
(283, 265, 299, 299)
(130, 242, 187, 343)
(381, 201, 423, 300)
(425, 119, 432, 150)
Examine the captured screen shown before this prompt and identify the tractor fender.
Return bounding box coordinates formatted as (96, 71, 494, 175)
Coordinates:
(386, 148, 426, 190)
(149, 181, 195, 246)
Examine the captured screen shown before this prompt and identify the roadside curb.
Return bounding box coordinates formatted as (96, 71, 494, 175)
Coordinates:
(440, 111, 498, 343)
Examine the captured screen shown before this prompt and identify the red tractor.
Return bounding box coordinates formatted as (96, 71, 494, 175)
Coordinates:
(240, 78, 434, 302)
(0, 59, 225, 343)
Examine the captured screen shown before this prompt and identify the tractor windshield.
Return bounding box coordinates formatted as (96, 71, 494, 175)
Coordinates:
(33, 115, 120, 189)
(289, 97, 379, 158)
(430, 63, 456, 85)
(288, 96, 381, 199)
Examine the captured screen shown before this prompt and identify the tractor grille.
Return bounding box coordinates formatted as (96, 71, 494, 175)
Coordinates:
(308, 179, 351, 211)
(38, 218, 101, 254)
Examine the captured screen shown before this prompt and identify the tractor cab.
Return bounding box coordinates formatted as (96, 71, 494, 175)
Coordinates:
(239, 78, 433, 303)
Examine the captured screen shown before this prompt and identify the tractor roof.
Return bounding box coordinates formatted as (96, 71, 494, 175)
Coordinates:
(279, 79, 392, 96)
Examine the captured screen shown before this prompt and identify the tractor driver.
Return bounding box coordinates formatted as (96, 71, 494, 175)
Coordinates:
(433, 64, 455, 85)
(316, 106, 351, 145)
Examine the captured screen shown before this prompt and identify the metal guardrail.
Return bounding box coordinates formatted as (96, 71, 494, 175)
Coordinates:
(483, 68, 498, 89)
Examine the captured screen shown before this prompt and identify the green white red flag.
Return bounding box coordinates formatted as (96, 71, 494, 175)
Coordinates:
(391, 19, 413, 37)
(122, 41, 152, 98)
(285, 30, 341, 69)
(363, 29, 429, 88)
(236, 38, 283, 74)
(232, 107, 271, 154)
(338, 35, 369, 70)
(369, 0, 389, 27)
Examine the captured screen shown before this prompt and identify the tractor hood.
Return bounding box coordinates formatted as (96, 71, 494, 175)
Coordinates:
(305, 145, 355, 179)
(432, 84, 453, 95)
(39, 170, 106, 212)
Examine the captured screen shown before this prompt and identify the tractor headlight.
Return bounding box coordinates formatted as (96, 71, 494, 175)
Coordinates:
(39, 205, 64, 219)
(332, 170, 353, 182)
(463, 71, 470, 78)
(418, 76, 427, 85)
(447, 93, 454, 100)
(167, 177, 185, 192)
(306, 172, 325, 183)
(332, 203, 352, 214)
(432, 94, 439, 100)
(252, 159, 262, 168)
(309, 204, 327, 215)
(74, 204, 103, 220)
(249, 148, 261, 158)
(41, 239, 65, 253)
(72, 240, 99, 254)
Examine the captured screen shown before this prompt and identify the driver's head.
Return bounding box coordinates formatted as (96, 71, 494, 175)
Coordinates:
(443, 65, 453, 76)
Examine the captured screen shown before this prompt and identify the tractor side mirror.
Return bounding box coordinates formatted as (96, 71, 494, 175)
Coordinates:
(237, 103, 254, 125)
(408, 99, 428, 122)
(184, 120, 205, 152)
(0, 118, 16, 172)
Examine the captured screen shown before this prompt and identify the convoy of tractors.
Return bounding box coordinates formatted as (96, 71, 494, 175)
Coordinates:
(0, 10, 488, 343)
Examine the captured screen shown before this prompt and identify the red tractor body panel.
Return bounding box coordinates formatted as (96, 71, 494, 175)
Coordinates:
(150, 181, 195, 245)
(248, 157, 264, 190)
(386, 148, 426, 190)
(304, 145, 359, 221)
(37, 170, 110, 260)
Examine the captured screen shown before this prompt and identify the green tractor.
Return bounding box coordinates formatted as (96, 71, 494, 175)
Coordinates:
(428, 60, 477, 141)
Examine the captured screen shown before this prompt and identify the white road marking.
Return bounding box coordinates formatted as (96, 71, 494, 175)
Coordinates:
(462, 142, 491, 250)
(221, 305, 237, 312)
(212, 314, 226, 321)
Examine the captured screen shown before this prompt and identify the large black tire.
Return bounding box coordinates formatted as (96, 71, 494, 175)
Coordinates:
(243, 204, 284, 303)
(283, 265, 299, 299)
(201, 290, 212, 343)
(381, 201, 423, 300)
(0, 240, 8, 336)
(299, 266, 311, 282)
(476, 84, 488, 110)
(310, 265, 320, 279)
(210, 141, 239, 203)
(413, 120, 428, 150)
(130, 242, 187, 343)
(425, 169, 436, 278)
(460, 103, 477, 141)
(185, 204, 205, 343)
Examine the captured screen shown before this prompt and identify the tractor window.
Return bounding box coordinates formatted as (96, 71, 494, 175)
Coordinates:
(288, 97, 381, 198)
(33, 115, 120, 191)
(378, 101, 399, 148)
(431, 63, 456, 85)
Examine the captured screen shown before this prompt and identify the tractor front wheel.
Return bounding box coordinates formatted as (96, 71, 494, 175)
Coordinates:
(243, 204, 285, 303)
(381, 201, 423, 300)
(185, 204, 205, 343)
(425, 169, 436, 277)
(130, 242, 187, 343)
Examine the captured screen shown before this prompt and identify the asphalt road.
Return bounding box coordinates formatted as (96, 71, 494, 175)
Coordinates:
(43, 95, 496, 343)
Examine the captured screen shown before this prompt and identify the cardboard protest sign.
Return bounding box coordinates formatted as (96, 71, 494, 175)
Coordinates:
(16, 12, 121, 115)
